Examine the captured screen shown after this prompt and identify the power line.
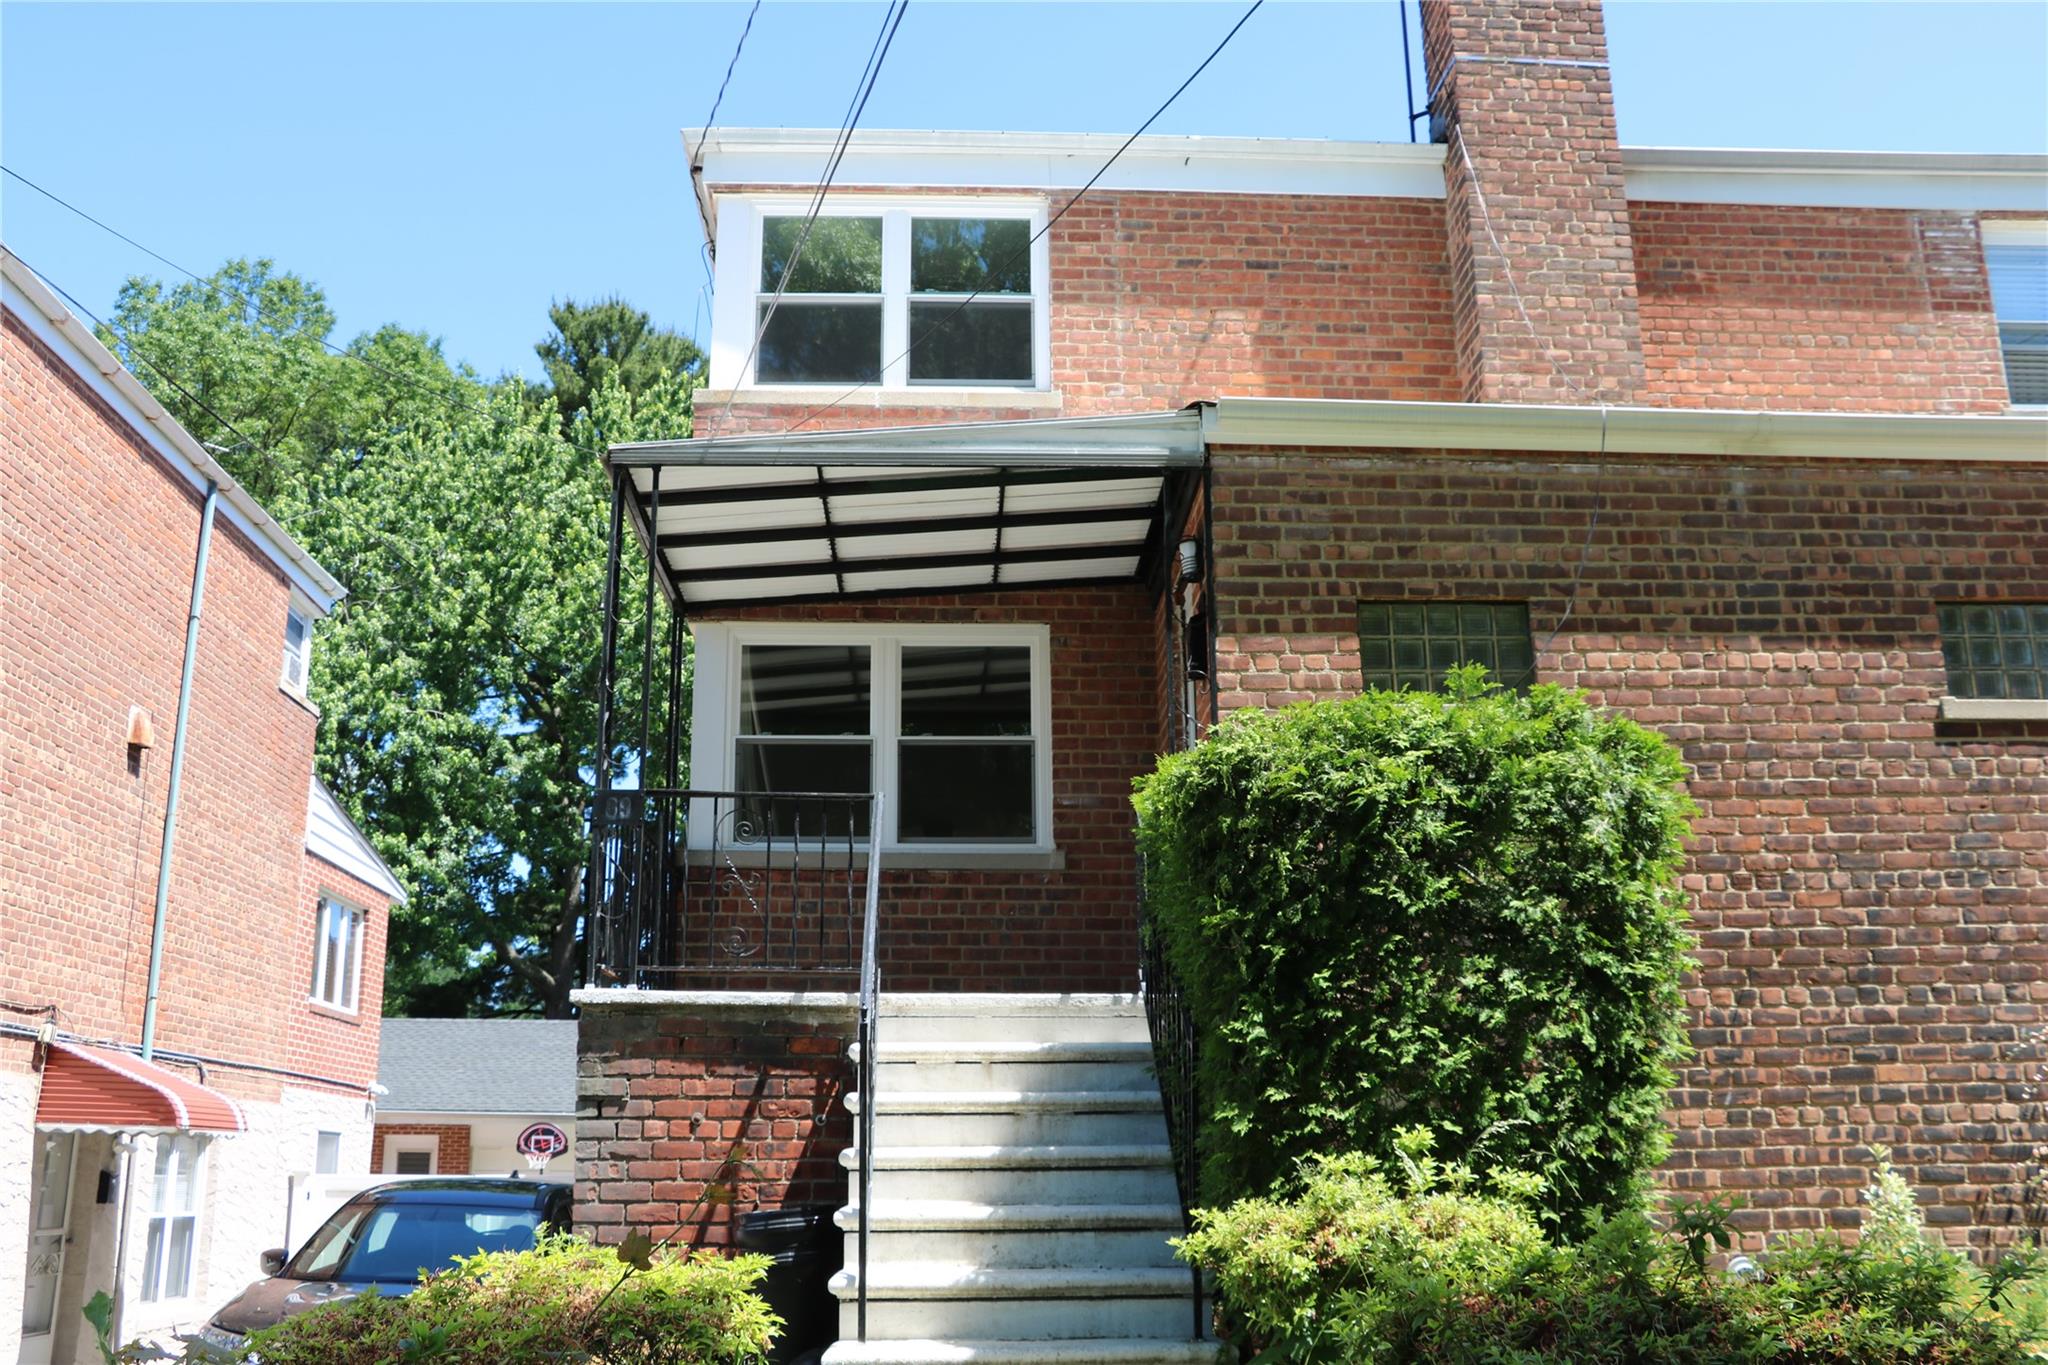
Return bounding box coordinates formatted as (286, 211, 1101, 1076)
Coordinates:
(722, 0, 910, 426)
(698, 0, 764, 157)
(775, 0, 1266, 436)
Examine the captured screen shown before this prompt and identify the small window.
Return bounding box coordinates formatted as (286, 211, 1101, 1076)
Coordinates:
(1939, 602, 2048, 701)
(384, 1136, 438, 1176)
(314, 1131, 342, 1175)
(1357, 602, 1534, 692)
(310, 896, 365, 1012)
(281, 604, 312, 694)
(756, 217, 883, 384)
(141, 1135, 204, 1301)
(1986, 225, 2048, 406)
(393, 1149, 433, 1176)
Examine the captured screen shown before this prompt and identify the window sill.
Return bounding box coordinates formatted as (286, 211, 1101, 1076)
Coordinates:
(685, 846, 1065, 872)
(699, 386, 1063, 413)
(306, 999, 363, 1025)
(280, 683, 321, 718)
(1938, 697, 2048, 721)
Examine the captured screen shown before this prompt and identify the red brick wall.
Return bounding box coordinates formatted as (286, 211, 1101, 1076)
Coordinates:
(371, 1123, 472, 1175)
(0, 306, 385, 1103)
(694, 588, 1159, 992)
(574, 1003, 849, 1248)
(1204, 444, 2048, 1249)
(1635, 204, 2009, 413)
(286, 860, 391, 1088)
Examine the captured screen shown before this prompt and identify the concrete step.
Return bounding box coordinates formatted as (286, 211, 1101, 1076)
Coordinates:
(823, 1341, 1229, 1365)
(836, 1201, 1186, 1233)
(856, 1041, 1160, 1095)
(850, 1089, 1170, 1147)
(845, 1224, 1181, 1270)
(830, 1265, 1200, 1340)
(877, 994, 1151, 1046)
(845, 1146, 1178, 1206)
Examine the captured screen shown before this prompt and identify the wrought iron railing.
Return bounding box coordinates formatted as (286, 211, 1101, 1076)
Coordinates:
(586, 788, 879, 987)
(854, 796, 884, 1341)
(1138, 852, 1205, 1339)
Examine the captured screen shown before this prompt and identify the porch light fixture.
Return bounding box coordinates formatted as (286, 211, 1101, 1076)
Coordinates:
(1177, 538, 1203, 585)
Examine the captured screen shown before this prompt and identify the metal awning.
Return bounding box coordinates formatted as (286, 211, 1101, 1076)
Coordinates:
(607, 410, 1206, 609)
(34, 1042, 248, 1135)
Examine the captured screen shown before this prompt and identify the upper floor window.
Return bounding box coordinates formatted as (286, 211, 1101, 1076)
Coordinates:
(1985, 221, 2047, 407)
(281, 601, 313, 696)
(311, 895, 365, 1013)
(722, 198, 1050, 391)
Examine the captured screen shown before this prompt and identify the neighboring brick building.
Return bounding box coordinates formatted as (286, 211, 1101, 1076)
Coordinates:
(1, 248, 406, 1363)
(371, 1018, 577, 1179)
(574, 0, 2045, 1352)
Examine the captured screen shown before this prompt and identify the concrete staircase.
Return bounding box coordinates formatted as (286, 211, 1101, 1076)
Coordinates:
(822, 994, 1226, 1365)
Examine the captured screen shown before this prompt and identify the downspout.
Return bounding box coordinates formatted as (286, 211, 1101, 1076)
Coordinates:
(116, 481, 215, 1347)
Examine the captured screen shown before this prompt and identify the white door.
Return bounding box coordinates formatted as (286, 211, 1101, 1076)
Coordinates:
(20, 1131, 79, 1365)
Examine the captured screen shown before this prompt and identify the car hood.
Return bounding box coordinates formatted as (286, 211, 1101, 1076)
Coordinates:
(209, 1274, 413, 1335)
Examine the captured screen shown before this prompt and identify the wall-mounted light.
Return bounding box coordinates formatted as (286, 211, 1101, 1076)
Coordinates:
(126, 706, 155, 749)
(1177, 538, 1203, 585)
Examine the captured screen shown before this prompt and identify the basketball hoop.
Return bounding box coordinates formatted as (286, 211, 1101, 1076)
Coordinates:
(515, 1121, 568, 1173)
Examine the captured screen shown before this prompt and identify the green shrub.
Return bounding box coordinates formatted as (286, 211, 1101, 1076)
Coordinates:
(1133, 670, 1696, 1229)
(1177, 1140, 2048, 1364)
(242, 1230, 779, 1364)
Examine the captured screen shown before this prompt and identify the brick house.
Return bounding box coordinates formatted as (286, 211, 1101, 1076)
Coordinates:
(372, 1018, 577, 1180)
(572, 1, 2047, 1356)
(1, 247, 405, 1362)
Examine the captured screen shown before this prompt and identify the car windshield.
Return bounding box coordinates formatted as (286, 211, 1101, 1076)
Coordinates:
(285, 1201, 542, 1284)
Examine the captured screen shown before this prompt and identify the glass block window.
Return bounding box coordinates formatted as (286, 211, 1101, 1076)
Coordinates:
(1357, 602, 1534, 692)
(1938, 602, 2048, 700)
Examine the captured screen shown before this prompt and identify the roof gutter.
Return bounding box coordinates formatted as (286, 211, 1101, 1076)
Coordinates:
(1203, 397, 2048, 464)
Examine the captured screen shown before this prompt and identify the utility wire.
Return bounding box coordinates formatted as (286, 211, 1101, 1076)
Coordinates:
(722, 0, 910, 425)
(773, 0, 1266, 436)
(697, 0, 763, 157)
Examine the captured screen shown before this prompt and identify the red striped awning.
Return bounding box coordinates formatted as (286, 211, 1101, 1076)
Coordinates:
(34, 1042, 247, 1134)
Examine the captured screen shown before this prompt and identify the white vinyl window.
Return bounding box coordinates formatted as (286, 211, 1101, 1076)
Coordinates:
(713, 197, 1052, 392)
(310, 896, 365, 1012)
(694, 624, 1052, 852)
(281, 600, 313, 695)
(141, 1135, 204, 1302)
(1986, 221, 2048, 407)
(314, 1131, 342, 1175)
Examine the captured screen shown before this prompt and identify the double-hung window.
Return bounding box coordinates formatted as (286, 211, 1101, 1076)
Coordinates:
(699, 625, 1051, 851)
(1985, 221, 2048, 407)
(726, 200, 1049, 391)
(141, 1135, 204, 1302)
(281, 600, 313, 696)
(310, 895, 364, 1012)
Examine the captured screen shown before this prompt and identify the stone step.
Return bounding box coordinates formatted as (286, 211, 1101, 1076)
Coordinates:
(845, 1146, 1178, 1206)
(822, 1340, 1229, 1365)
(830, 1265, 1200, 1340)
(835, 1200, 1186, 1233)
(855, 1041, 1160, 1095)
(877, 995, 1152, 1047)
(849, 1088, 1170, 1147)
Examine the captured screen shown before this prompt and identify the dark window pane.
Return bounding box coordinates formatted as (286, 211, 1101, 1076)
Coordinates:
(757, 302, 881, 384)
(899, 742, 1034, 842)
(733, 741, 873, 838)
(761, 217, 881, 293)
(911, 218, 1032, 293)
(901, 647, 1032, 736)
(740, 646, 871, 735)
(1935, 597, 2048, 703)
(908, 301, 1032, 384)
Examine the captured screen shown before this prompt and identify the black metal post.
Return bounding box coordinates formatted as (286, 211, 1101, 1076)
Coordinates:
(586, 470, 629, 985)
(638, 470, 660, 780)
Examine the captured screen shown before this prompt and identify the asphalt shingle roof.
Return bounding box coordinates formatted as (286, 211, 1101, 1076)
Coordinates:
(376, 1018, 578, 1116)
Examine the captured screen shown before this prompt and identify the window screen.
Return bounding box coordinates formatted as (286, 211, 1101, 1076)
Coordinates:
(1939, 602, 2048, 700)
(1988, 238, 2048, 406)
(1356, 602, 1534, 692)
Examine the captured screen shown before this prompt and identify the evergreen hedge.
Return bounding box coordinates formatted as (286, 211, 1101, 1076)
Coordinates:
(1132, 670, 1697, 1231)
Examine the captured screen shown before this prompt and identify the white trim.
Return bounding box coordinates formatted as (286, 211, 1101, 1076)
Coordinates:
(309, 894, 368, 1014)
(692, 622, 1055, 856)
(1982, 220, 2048, 249)
(138, 1132, 207, 1306)
(1202, 397, 2048, 464)
(2, 251, 345, 611)
(1939, 697, 2048, 721)
(689, 128, 2047, 217)
(382, 1134, 439, 1175)
(280, 593, 315, 697)
(712, 196, 1053, 394)
(305, 778, 408, 903)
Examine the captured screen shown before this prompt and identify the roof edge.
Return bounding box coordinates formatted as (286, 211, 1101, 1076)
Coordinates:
(307, 778, 408, 904)
(608, 408, 1207, 468)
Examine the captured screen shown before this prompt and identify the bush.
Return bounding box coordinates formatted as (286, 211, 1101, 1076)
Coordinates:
(241, 1230, 779, 1364)
(1176, 1138, 2048, 1364)
(1133, 670, 1696, 1229)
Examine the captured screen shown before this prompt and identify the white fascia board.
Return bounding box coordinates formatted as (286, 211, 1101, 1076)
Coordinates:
(1204, 397, 2048, 465)
(609, 408, 1207, 467)
(1984, 220, 2048, 247)
(2, 251, 346, 612)
(1622, 146, 2048, 212)
(691, 127, 1448, 206)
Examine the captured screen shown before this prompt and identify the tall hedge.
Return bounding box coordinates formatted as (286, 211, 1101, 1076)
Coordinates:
(1133, 670, 1696, 1232)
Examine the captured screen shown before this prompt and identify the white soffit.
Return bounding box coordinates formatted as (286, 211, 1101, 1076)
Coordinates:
(1204, 398, 2048, 464)
(612, 411, 1202, 608)
(305, 779, 407, 904)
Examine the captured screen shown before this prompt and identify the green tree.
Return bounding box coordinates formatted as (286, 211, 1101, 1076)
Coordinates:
(535, 296, 703, 435)
(101, 261, 692, 1017)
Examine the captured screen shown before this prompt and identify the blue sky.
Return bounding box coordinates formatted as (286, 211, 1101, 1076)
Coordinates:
(4, 1, 2044, 383)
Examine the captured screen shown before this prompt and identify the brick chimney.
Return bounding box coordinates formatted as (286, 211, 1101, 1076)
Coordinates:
(1421, 0, 1644, 405)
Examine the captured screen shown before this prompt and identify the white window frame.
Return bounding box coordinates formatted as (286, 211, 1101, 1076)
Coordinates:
(1984, 219, 2048, 410)
(280, 593, 315, 696)
(691, 622, 1054, 855)
(314, 1130, 342, 1175)
(383, 1135, 438, 1175)
(709, 195, 1054, 394)
(139, 1134, 206, 1305)
(309, 894, 366, 1014)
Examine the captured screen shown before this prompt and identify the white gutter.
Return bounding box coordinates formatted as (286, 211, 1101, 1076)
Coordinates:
(1, 248, 346, 612)
(1203, 397, 2048, 465)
